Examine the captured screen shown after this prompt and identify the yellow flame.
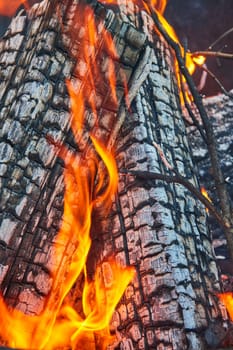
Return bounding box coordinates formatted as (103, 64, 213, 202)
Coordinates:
(192, 55, 206, 66)
(201, 187, 212, 203)
(218, 292, 233, 321)
(201, 186, 212, 213)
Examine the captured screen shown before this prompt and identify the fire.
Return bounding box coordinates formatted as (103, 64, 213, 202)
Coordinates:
(0, 128, 134, 348)
(218, 292, 233, 321)
(152, 10, 206, 102)
(201, 186, 212, 212)
(0, 1, 209, 348)
(99, 0, 205, 103)
(201, 187, 212, 203)
(0, 3, 135, 349)
(0, 0, 29, 16)
(192, 55, 206, 67)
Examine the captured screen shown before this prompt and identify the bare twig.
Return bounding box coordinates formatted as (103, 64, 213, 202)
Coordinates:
(197, 66, 208, 91)
(152, 138, 223, 226)
(180, 48, 208, 140)
(192, 51, 233, 60)
(199, 64, 233, 98)
(179, 70, 207, 142)
(120, 169, 227, 230)
(207, 27, 233, 50)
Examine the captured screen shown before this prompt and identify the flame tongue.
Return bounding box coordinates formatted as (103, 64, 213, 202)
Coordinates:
(218, 292, 233, 321)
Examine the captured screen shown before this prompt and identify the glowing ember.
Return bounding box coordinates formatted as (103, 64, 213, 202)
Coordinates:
(0, 0, 29, 16)
(218, 292, 233, 321)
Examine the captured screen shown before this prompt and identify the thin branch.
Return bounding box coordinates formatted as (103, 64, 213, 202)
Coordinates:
(199, 64, 233, 98)
(181, 47, 208, 141)
(179, 70, 207, 142)
(180, 49, 208, 141)
(152, 126, 218, 225)
(192, 51, 233, 60)
(197, 66, 208, 91)
(207, 27, 233, 50)
(120, 169, 227, 230)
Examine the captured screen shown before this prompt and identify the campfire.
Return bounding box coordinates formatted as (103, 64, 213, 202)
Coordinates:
(0, 0, 232, 349)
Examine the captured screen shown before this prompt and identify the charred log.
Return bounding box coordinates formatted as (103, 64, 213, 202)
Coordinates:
(187, 92, 233, 294)
(0, 1, 228, 349)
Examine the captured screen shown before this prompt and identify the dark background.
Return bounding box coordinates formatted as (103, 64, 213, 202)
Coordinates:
(0, 0, 233, 96)
(165, 0, 233, 96)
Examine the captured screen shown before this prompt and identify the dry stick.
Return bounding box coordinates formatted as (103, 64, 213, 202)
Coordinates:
(192, 51, 233, 60)
(179, 60, 208, 143)
(207, 27, 233, 50)
(121, 169, 226, 230)
(199, 64, 233, 98)
(151, 142, 224, 228)
(197, 65, 208, 91)
(180, 81, 207, 139)
(144, 1, 233, 258)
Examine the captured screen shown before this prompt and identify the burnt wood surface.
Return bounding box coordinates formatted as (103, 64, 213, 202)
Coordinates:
(187, 93, 233, 260)
(0, 1, 228, 349)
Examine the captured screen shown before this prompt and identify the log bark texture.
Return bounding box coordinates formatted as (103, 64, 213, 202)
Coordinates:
(0, 1, 227, 349)
(187, 93, 233, 259)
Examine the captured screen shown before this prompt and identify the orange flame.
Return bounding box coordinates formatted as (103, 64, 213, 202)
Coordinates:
(201, 187, 212, 203)
(218, 292, 233, 321)
(0, 128, 134, 348)
(0, 4, 135, 349)
(201, 186, 212, 213)
(0, 1, 206, 348)
(153, 11, 206, 102)
(0, 0, 29, 16)
(99, 0, 205, 103)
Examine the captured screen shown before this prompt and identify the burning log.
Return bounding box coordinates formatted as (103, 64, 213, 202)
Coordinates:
(0, 0, 230, 349)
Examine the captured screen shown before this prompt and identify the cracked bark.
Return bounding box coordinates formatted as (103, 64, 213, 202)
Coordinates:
(0, 1, 227, 349)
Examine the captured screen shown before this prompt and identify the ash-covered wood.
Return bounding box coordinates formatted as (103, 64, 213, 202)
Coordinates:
(187, 92, 233, 259)
(0, 0, 229, 349)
